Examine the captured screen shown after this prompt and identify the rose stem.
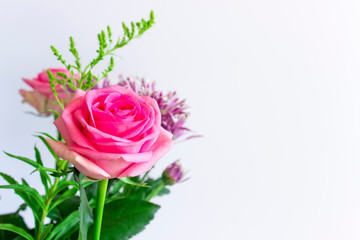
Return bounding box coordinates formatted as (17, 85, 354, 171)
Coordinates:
(145, 182, 165, 201)
(94, 179, 109, 240)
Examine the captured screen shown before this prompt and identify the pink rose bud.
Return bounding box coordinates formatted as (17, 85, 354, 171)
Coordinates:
(162, 160, 184, 185)
(20, 68, 74, 115)
(48, 85, 174, 179)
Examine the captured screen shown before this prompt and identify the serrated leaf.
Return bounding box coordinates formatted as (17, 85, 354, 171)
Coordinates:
(0, 224, 34, 240)
(88, 199, 160, 240)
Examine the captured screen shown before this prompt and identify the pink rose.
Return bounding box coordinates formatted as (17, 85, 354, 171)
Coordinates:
(20, 69, 73, 115)
(23, 68, 70, 98)
(19, 89, 63, 115)
(47, 85, 173, 179)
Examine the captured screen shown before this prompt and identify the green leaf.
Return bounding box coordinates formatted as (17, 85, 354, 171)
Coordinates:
(110, 179, 124, 196)
(0, 184, 45, 217)
(39, 224, 53, 240)
(48, 180, 79, 211)
(48, 110, 60, 119)
(16, 204, 28, 214)
(49, 187, 78, 212)
(32, 166, 58, 174)
(49, 168, 74, 178)
(74, 170, 93, 240)
(45, 210, 79, 240)
(0, 184, 44, 207)
(0, 224, 34, 240)
(3, 151, 40, 168)
(84, 179, 98, 200)
(88, 199, 160, 240)
(0, 172, 17, 184)
(133, 178, 170, 200)
(157, 187, 170, 196)
(52, 180, 79, 196)
(48, 196, 80, 222)
(34, 146, 50, 195)
(120, 177, 149, 188)
(34, 146, 43, 167)
(36, 135, 61, 164)
(36, 132, 57, 141)
(0, 212, 29, 239)
(21, 178, 29, 186)
(0, 174, 43, 221)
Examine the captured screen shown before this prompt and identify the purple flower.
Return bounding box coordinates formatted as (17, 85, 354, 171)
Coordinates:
(162, 160, 185, 185)
(92, 78, 111, 89)
(118, 75, 199, 140)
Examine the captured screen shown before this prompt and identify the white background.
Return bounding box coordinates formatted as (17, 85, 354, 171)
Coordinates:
(1, 0, 360, 239)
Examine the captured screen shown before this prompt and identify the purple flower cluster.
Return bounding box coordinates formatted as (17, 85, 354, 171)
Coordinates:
(118, 75, 197, 140)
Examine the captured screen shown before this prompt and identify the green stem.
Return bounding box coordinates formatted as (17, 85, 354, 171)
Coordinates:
(37, 177, 59, 240)
(94, 179, 109, 240)
(139, 168, 152, 185)
(36, 160, 67, 239)
(146, 182, 165, 201)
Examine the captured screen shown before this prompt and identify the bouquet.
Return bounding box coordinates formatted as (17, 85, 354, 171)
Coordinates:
(0, 11, 197, 240)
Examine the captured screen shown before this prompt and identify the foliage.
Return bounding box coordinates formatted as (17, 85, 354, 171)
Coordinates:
(0, 132, 172, 240)
(47, 11, 155, 109)
(1, 10, 189, 240)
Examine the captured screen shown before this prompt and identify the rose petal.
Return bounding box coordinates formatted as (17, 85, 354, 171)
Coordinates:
(117, 127, 173, 178)
(46, 139, 110, 179)
(53, 85, 174, 179)
(69, 145, 152, 163)
(55, 89, 97, 151)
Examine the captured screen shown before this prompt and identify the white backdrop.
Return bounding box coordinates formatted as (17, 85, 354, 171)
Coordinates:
(2, 0, 360, 239)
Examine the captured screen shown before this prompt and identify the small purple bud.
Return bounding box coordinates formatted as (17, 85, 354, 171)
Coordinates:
(162, 160, 185, 185)
(102, 78, 111, 88)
